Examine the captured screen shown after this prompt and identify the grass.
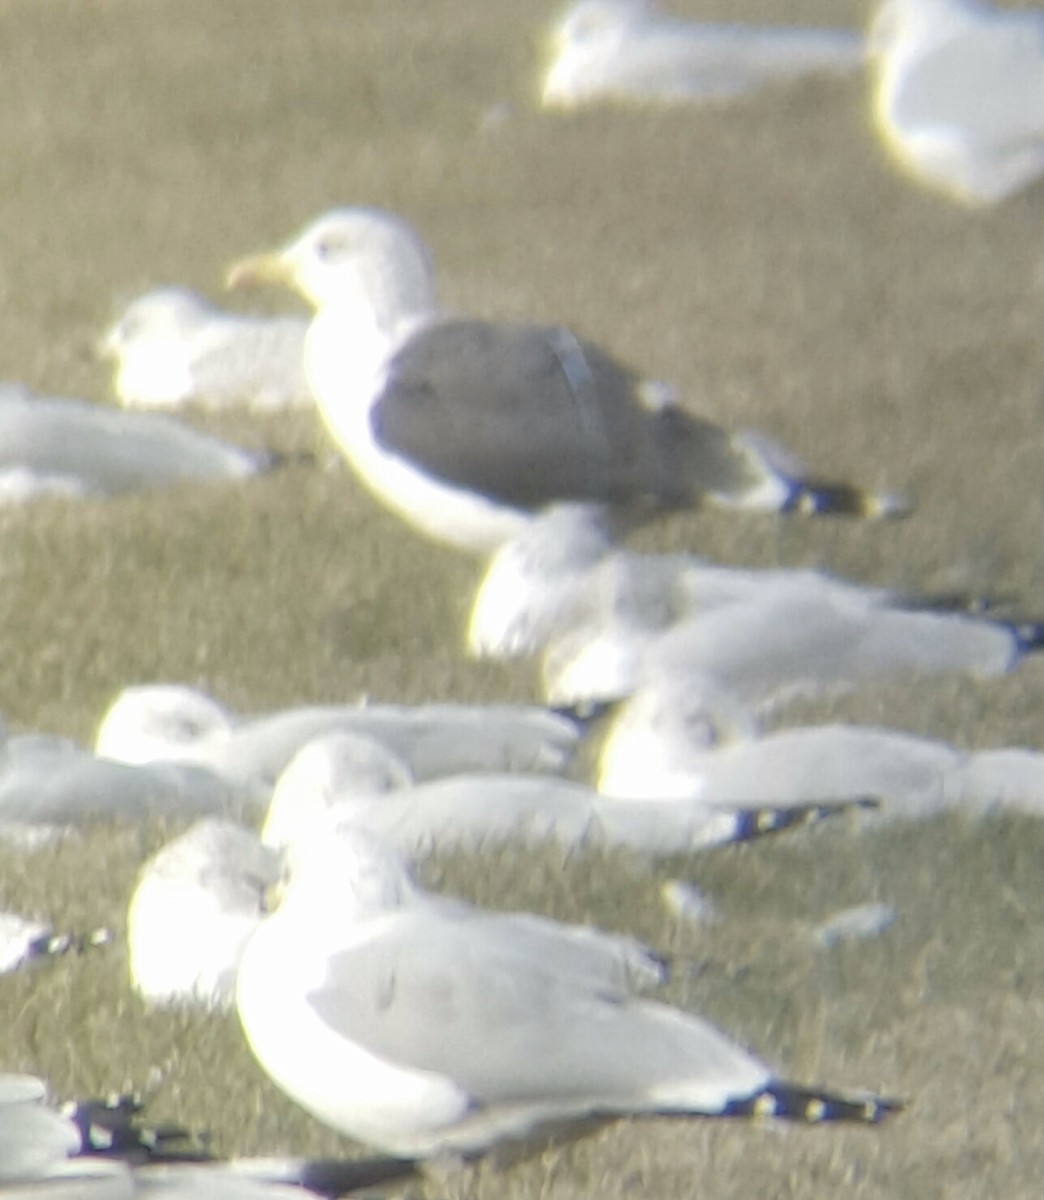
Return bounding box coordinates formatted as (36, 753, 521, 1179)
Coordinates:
(0, 0, 1043, 1196)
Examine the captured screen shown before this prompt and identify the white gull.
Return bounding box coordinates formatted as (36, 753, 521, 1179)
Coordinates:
(94, 684, 581, 808)
(100, 288, 310, 412)
(597, 677, 1044, 823)
(868, 0, 1044, 204)
(260, 731, 856, 862)
(0, 384, 272, 501)
(541, 0, 865, 109)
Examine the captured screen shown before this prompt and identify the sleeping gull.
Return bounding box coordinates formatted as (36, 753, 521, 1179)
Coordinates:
(467, 502, 973, 660)
(227, 207, 904, 552)
(0, 733, 235, 843)
(127, 819, 280, 1012)
(868, 0, 1044, 204)
(541, 573, 1044, 710)
(541, 0, 865, 109)
(236, 827, 898, 1161)
(94, 685, 580, 805)
(260, 731, 864, 862)
(0, 384, 273, 501)
(0, 1073, 415, 1196)
(100, 288, 310, 412)
(130, 775, 688, 1015)
(597, 677, 1044, 822)
(0, 1077, 204, 1185)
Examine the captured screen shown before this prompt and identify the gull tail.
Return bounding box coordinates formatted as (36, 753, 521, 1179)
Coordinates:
(730, 797, 879, 843)
(721, 1082, 902, 1124)
(1011, 621, 1044, 657)
(783, 478, 911, 520)
(26, 926, 113, 966)
(732, 432, 910, 521)
(691, 797, 879, 850)
(898, 590, 1008, 617)
(66, 1093, 210, 1163)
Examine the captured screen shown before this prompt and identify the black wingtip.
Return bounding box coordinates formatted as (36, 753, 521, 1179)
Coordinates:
(26, 926, 113, 966)
(730, 797, 880, 843)
(1012, 620, 1044, 656)
(548, 698, 621, 729)
(784, 480, 912, 521)
(722, 1082, 903, 1125)
(66, 1093, 212, 1163)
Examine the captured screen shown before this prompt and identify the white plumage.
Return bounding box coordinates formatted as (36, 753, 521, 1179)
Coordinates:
(542, 0, 865, 109)
(101, 288, 310, 412)
(237, 828, 896, 1160)
(868, 0, 1044, 203)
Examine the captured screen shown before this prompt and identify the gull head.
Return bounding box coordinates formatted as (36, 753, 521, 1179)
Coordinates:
(279, 824, 418, 923)
(542, 0, 653, 106)
(614, 676, 757, 752)
(98, 288, 214, 361)
(467, 504, 615, 659)
(227, 207, 437, 329)
(552, 0, 651, 50)
(94, 684, 234, 763)
(597, 677, 758, 799)
(540, 621, 648, 709)
(867, 0, 943, 60)
(867, 0, 902, 58)
(99, 288, 217, 407)
(262, 731, 414, 853)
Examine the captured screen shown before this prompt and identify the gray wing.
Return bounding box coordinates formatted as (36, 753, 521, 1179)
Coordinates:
(893, 16, 1044, 143)
(371, 320, 764, 511)
(307, 910, 762, 1110)
(0, 393, 270, 490)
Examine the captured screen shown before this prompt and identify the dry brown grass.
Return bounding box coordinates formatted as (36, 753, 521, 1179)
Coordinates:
(0, 0, 1043, 1196)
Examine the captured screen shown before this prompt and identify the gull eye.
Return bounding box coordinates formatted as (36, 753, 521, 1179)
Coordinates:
(314, 233, 346, 261)
(115, 314, 145, 344)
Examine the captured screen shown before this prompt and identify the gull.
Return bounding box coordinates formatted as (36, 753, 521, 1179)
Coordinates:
(541, 573, 1044, 710)
(541, 0, 865, 109)
(130, 769, 685, 1017)
(0, 733, 235, 844)
(0, 385, 273, 501)
(127, 819, 280, 1012)
(0, 1073, 417, 1197)
(100, 288, 311, 412)
(260, 731, 863, 862)
(868, 0, 1044, 204)
(468, 501, 967, 660)
(227, 207, 904, 552)
(236, 827, 898, 1161)
(94, 685, 580, 806)
(597, 677, 1044, 822)
(0, 1078, 202, 1186)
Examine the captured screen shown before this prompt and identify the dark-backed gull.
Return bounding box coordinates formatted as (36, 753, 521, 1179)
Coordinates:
(228, 207, 904, 552)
